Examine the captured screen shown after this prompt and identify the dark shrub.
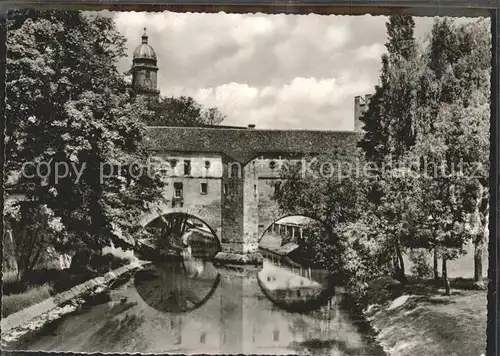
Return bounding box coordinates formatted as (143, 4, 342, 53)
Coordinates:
(109, 255, 130, 270)
(53, 269, 99, 294)
(409, 250, 433, 278)
(363, 276, 403, 305)
(70, 248, 96, 273)
(24, 268, 67, 287)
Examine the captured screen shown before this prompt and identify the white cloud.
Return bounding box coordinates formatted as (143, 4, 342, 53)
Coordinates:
(111, 11, 441, 130)
(173, 76, 372, 130)
(353, 43, 387, 61)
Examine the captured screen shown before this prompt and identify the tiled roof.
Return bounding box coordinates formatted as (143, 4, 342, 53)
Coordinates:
(277, 216, 314, 226)
(145, 126, 361, 163)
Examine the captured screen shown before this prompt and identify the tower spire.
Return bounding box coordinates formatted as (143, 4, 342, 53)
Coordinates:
(131, 27, 159, 101)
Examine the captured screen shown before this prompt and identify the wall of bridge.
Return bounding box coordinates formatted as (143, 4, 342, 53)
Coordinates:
(143, 127, 360, 256)
(139, 154, 300, 252)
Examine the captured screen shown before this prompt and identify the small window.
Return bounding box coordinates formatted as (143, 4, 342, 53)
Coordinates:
(184, 160, 191, 176)
(223, 184, 228, 195)
(273, 329, 279, 342)
(254, 184, 257, 197)
(200, 182, 208, 195)
(269, 160, 277, 169)
(200, 332, 206, 344)
(145, 71, 151, 79)
(274, 181, 282, 195)
(204, 160, 211, 169)
(174, 182, 183, 198)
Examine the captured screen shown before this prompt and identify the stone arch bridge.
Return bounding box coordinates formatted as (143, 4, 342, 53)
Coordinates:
(141, 126, 360, 264)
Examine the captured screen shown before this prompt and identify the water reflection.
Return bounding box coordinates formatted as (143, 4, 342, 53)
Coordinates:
(10, 251, 385, 355)
(258, 251, 333, 312)
(135, 257, 220, 314)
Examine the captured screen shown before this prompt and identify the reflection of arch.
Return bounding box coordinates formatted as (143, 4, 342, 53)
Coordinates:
(258, 214, 326, 244)
(134, 261, 221, 314)
(256, 263, 333, 313)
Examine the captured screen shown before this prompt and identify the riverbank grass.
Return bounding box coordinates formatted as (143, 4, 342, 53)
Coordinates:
(2, 283, 52, 318)
(365, 277, 487, 356)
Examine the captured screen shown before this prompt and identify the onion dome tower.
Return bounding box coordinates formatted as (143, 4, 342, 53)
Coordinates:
(131, 28, 159, 100)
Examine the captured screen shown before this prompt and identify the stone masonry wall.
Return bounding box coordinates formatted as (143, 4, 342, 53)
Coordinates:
(242, 161, 259, 254)
(220, 159, 244, 253)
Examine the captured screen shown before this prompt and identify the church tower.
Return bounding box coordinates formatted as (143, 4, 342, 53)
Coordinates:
(131, 28, 159, 100)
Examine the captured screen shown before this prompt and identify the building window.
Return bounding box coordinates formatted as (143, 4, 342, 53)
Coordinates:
(269, 160, 277, 170)
(200, 332, 206, 344)
(204, 160, 211, 169)
(274, 181, 282, 195)
(184, 160, 191, 176)
(223, 184, 228, 195)
(273, 329, 279, 342)
(254, 184, 257, 197)
(200, 182, 208, 195)
(174, 182, 183, 198)
(145, 71, 151, 79)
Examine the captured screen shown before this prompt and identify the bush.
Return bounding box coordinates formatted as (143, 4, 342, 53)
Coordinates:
(362, 276, 404, 306)
(409, 250, 434, 278)
(2, 283, 52, 318)
(70, 247, 97, 273)
(53, 270, 99, 294)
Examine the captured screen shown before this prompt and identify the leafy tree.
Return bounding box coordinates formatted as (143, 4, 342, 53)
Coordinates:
(274, 139, 375, 285)
(5, 10, 164, 253)
(418, 19, 491, 287)
(358, 56, 390, 166)
(375, 160, 424, 284)
(359, 15, 419, 163)
(360, 17, 490, 291)
(145, 95, 226, 127)
(4, 199, 66, 282)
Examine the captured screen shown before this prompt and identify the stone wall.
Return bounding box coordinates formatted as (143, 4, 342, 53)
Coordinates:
(220, 159, 244, 253)
(139, 152, 223, 240)
(242, 162, 259, 254)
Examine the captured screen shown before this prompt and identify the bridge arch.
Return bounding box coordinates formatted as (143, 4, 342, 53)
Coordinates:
(258, 214, 327, 244)
(138, 204, 222, 243)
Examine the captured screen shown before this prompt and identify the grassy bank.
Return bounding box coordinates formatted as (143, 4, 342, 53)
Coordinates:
(2, 252, 133, 318)
(363, 277, 487, 356)
(2, 284, 52, 318)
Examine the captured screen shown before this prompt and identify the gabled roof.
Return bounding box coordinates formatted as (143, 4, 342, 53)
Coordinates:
(145, 126, 361, 163)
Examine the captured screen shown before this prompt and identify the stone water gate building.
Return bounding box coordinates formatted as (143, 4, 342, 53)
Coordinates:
(131, 30, 369, 263)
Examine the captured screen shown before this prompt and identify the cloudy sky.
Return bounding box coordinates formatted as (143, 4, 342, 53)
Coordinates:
(110, 12, 473, 130)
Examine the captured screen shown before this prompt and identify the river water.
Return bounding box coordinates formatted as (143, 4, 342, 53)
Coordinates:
(9, 250, 385, 355)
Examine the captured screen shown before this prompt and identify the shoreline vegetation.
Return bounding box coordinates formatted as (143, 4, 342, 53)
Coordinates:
(362, 276, 487, 356)
(2, 250, 133, 319)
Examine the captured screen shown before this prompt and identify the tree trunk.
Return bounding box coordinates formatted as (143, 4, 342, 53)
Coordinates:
(442, 256, 451, 296)
(394, 242, 407, 284)
(433, 246, 439, 281)
(473, 192, 488, 289)
(473, 233, 485, 289)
